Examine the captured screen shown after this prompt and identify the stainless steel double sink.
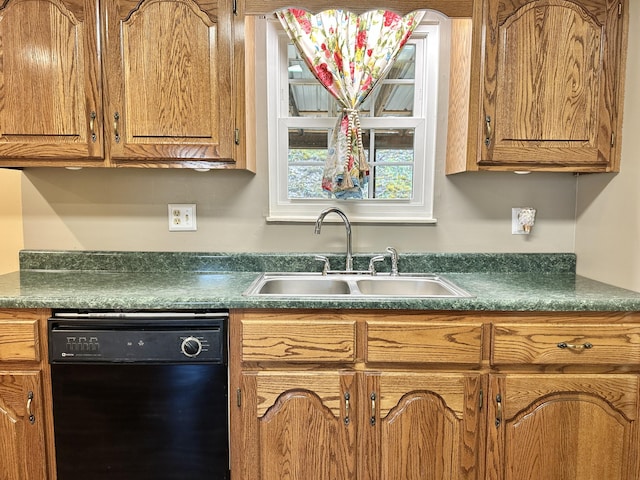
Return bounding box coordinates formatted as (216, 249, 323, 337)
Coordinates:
(244, 272, 472, 298)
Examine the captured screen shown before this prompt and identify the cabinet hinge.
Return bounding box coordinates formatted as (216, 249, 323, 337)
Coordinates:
(234, 128, 241, 145)
(233, 0, 237, 15)
(479, 389, 483, 411)
(236, 388, 242, 407)
(611, 132, 615, 148)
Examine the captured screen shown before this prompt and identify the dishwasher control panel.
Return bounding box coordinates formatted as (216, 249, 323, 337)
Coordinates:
(48, 311, 227, 364)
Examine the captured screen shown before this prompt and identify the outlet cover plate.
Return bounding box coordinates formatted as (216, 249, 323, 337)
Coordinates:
(168, 204, 197, 231)
(512, 208, 528, 235)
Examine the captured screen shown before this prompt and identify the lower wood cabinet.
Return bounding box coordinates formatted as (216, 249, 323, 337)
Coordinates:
(232, 310, 485, 480)
(231, 310, 640, 480)
(0, 372, 48, 479)
(240, 371, 357, 480)
(362, 371, 482, 480)
(0, 309, 53, 480)
(485, 374, 640, 480)
(239, 370, 482, 480)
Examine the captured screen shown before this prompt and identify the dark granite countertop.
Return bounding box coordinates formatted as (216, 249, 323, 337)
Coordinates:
(1, 250, 639, 312)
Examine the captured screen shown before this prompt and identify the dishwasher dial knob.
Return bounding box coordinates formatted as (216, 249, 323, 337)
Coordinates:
(181, 337, 203, 358)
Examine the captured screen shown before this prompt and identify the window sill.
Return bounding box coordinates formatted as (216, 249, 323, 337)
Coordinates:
(266, 215, 438, 225)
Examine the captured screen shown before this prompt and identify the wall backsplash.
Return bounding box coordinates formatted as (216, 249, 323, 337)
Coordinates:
(20, 166, 576, 254)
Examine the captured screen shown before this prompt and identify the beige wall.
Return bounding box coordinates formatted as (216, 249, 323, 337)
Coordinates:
(20, 18, 578, 255)
(575, 1, 640, 291)
(0, 169, 23, 273)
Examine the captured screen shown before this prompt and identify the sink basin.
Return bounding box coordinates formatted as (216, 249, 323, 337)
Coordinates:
(244, 273, 471, 298)
(355, 277, 463, 297)
(254, 277, 351, 295)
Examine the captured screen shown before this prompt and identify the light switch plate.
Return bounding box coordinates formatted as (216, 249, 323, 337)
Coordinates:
(168, 204, 197, 231)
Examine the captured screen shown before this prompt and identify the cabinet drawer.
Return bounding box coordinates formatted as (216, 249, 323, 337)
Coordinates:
(492, 324, 640, 365)
(366, 321, 483, 364)
(0, 319, 40, 362)
(242, 316, 356, 363)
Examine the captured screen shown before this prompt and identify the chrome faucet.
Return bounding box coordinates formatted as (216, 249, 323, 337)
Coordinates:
(386, 246, 399, 276)
(314, 207, 353, 272)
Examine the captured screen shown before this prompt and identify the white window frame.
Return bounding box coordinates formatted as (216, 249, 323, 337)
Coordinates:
(265, 16, 441, 223)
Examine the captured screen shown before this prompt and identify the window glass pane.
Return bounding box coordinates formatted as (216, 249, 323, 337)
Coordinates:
(373, 85, 415, 116)
(288, 164, 327, 199)
(370, 129, 415, 155)
(373, 164, 413, 199)
(289, 128, 329, 151)
(385, 45, 416, 79)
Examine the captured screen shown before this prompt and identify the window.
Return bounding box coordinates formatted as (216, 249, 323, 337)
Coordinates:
(265, 14, 441, 223)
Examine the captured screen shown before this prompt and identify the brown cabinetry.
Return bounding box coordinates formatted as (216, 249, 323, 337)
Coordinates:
(231, 310, 640, 480)
(0, 0, 103, 165)
(488, 320, 640, 480)
(0, 0, 254, 170)
(447, 0, 628, 173)
(0, 310, 53, 480)
(232, 310, 484, 480)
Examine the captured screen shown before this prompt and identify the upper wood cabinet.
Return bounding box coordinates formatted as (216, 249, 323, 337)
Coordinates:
(0, 0, 255, 170)
(447, 0, 628, 173)
(0, 0, 103, 165)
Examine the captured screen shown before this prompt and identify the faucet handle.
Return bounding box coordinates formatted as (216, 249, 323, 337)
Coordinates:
(368, 255, 386, 275)
(314, 255, 331, 275)
(386, 247, 399, 276)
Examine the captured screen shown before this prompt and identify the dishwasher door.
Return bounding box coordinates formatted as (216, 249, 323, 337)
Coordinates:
(49, 312, 229, 480)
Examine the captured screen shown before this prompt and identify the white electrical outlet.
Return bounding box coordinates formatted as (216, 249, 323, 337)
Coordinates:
(512, 207, 530, 235)
(168, 204, 197, 231)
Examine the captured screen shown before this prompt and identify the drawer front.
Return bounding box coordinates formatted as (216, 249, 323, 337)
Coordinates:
(242, 317, 356, 363)
(366, 321, 483, 364)
(0, 319, 40, 362)
(492, 324, 640, 365)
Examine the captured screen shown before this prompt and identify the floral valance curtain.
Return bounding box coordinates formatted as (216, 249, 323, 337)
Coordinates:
(277, 9, 424, 199)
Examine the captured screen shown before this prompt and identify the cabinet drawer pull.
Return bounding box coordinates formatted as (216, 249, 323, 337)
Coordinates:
(89, 111, 97, 143)
(495, 394, 502, 428)
(370, 392, 376, 426)
(557, 342, 593, 350)
(27, 391, 35, 425)
(344, 392, 350, 425)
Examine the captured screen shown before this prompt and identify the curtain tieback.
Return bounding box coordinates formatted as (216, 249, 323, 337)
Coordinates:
(343, 108, 368, 181)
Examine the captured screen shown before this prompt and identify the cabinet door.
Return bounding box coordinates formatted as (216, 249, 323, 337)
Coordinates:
(0, 0, 103, 165)
(362, 372, 483, 480)
(481, 0, 624, 171)
(0, 371, 48, 480)
(486, 374, 640, 480)
(102, 0, 235, 166)
(240, 370, 357, 480)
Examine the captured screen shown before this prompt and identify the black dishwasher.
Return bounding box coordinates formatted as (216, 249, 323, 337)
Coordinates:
(48, 310, 229, 480)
